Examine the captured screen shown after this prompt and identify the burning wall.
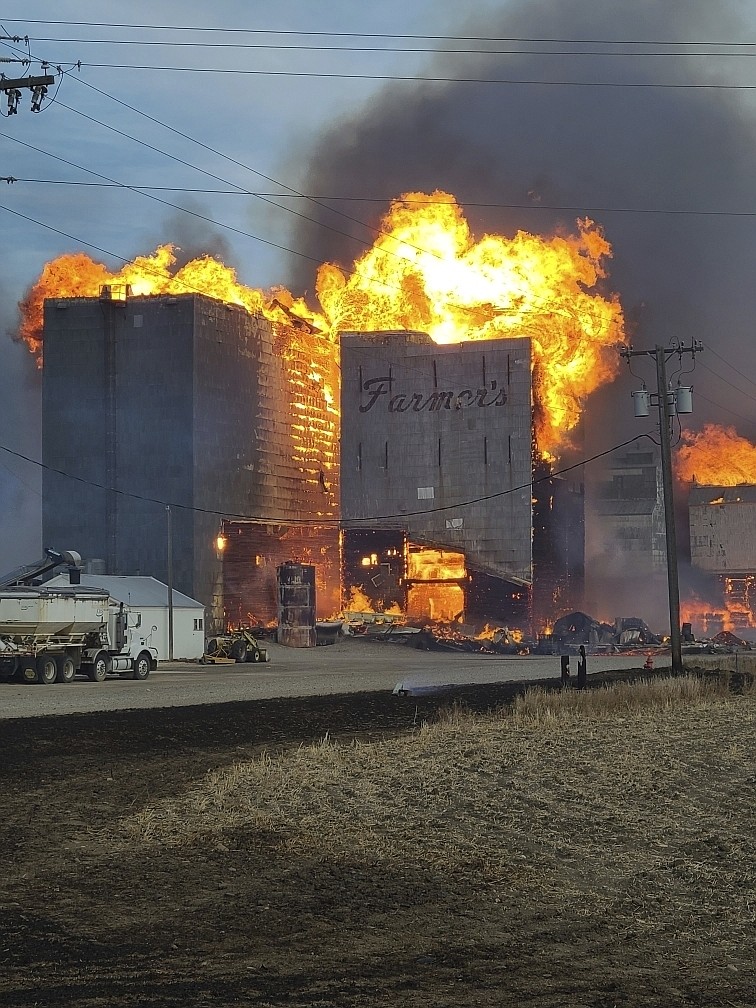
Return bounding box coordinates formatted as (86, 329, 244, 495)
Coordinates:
(339, 331, 562, 627)
(41, 292, 339, 614)
(685, 484, 756, 637)
(24, 190, 626, 626)
(688, 485, 756, 576)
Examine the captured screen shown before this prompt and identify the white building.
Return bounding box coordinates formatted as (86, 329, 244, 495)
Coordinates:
(46, 574, 205, 660)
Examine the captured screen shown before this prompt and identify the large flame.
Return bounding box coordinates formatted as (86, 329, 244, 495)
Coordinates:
(406, 546, 467, 622)
(316, 191, 625, 455)
(18, 244, 327, 364)
(675, 424, 756, 485)
(19, 191, 625, 458)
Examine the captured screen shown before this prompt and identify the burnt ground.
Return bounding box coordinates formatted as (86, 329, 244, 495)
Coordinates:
(1, 676, 753, 1007)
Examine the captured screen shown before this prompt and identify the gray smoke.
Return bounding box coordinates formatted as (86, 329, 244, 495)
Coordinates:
(285, 0, 756, 626)
(286, 0, 756, 442)
(149, 200, 238, 270)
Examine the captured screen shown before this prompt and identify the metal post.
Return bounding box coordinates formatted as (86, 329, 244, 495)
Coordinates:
(166, 505, 174, 661)
(654, 347, 683, 674)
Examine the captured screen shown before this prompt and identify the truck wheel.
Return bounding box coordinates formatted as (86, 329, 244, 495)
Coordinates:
(132, 652, 151, 680)
(87, 652, 109, 682)
(20, 663, 39, 684)
(57, 656, 76, 684)
(36, 654, 58, 685)
(250, 648, 263, 663)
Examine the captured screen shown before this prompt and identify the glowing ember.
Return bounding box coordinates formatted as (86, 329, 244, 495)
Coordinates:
(406, 547, 466, 622)
(316, 191, 625, 456)
(675, 424, 756, 486)
(406, 547, 466, 581)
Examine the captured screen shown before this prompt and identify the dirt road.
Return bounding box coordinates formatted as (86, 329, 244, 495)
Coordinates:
(0, 636, 652, 719)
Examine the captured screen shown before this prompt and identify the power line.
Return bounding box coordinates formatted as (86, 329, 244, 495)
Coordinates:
(5, 177, 756, 218)
(1, 43, 471, 277)
(694, 392, 755, 427)
(4, 116, 379, 263)
(697, 361, 756, 404)
(58, 72, 476, 267)
(17, 37, 756, 58)
(9, 49, 605, 313)
(62, 63, 756, 88)
(7, 22, 756, 45)
(0, 434, 651, 525)
(0, 200, 323, 271)
(705, 345, 756, 392)
(0, 136, 466, 308)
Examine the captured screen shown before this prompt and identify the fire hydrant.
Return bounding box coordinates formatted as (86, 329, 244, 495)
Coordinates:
(643, 655, 654, 670)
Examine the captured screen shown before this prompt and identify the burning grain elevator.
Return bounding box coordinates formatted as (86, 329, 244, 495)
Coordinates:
(41, 289, 340, 626)
(339, 332, 585, 630)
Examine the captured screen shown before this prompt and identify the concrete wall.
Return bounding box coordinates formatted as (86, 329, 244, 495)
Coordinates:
(689, 487, 756, 575)
(340, 332, 533, 586)
(42, 294, 339, 612)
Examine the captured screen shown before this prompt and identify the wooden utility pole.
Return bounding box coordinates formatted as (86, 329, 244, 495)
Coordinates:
(621, 341, 703, 675)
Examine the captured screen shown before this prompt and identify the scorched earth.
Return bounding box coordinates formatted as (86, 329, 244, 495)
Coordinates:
(0, 672, 754, 1008)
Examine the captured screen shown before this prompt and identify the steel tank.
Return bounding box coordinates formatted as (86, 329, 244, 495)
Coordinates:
(276, 562, 317, 648)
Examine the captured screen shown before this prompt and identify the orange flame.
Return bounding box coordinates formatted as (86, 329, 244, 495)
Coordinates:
(316, 191, 625, 455)
(18, 244, 327, 365)
(19, 192, 625, 459)
(675, 424, 756, 485)
(406, 546, 467, 622)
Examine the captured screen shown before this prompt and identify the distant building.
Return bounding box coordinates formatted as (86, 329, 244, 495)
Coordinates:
(689, 483, 756, 632)
(339, 330, 584, 630)
(41, 290, 339, 625)
(587, 446, 665, 572)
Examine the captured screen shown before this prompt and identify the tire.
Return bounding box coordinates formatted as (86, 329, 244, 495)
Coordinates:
(36, 654, 58, 685)
(132, 652, 151, 681)
(57, 656, 76, 684)
(20, 663, 39, 684)
(87, 652, 109, 682)
(230, 640, 247, 663)
(250, 648, 262, 663)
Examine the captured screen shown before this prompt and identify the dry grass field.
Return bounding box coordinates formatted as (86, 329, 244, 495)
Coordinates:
(1, 674, 754, 1007)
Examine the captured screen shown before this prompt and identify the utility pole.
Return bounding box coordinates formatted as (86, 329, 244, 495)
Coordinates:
(621, 341, 703, 674)
(166, 505, 174, 661)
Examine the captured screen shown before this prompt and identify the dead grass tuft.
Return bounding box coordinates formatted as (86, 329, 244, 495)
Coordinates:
(510, 672, 726, 724)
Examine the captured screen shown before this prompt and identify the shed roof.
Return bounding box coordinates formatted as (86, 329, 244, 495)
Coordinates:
(46, 574, 204, 609)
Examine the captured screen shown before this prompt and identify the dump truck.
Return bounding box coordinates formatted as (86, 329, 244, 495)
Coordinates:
(0, 549, 158, 684)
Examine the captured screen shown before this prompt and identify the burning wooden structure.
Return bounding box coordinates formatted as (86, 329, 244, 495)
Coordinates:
(687, 484, 756, 636)
(41, 291, 339, 623)
(339, 331, 584, 632)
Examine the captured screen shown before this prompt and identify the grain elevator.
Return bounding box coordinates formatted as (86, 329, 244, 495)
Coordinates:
(339, 331, 584, 630)
(41, 289, 339, 624)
